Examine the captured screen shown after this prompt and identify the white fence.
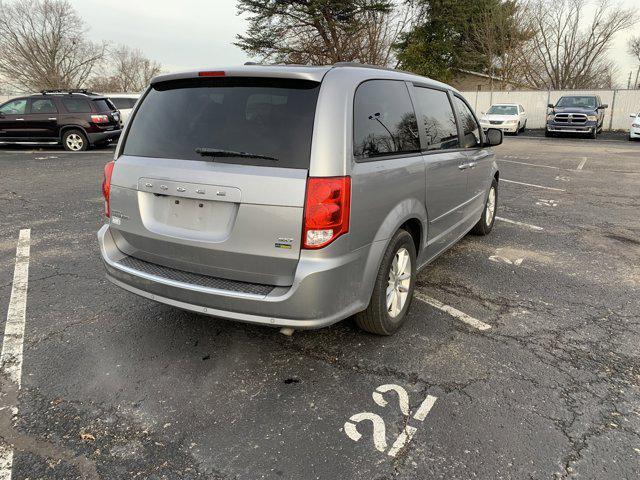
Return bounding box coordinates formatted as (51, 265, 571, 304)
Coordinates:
(461, 89, 640, 131)
(3, 88, 640, 131)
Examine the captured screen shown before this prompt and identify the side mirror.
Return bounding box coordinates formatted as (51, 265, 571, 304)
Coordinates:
(547, 103, 555, 108)
(631, 114, 637, 118)
(599, 104, 608, 109)
(480, 111, 485, 115)
(484, 128, 503, 147)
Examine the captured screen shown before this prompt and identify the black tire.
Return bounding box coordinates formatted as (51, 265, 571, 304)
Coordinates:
(545, 129, 553, 137)
(355, 229, 417, 336)
(521, 121, 526, 133)
(514, 123, 520, 136)
(471, 178, 498, 235)
(590, 128, 597, 140)
(62, 129, 88, 151)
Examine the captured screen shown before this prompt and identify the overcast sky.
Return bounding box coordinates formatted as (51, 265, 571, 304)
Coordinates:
(70, 0, 640, 88)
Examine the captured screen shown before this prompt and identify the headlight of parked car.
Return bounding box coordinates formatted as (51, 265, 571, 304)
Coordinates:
(547, 114, 554, 121)
(587, 115, 597, 122)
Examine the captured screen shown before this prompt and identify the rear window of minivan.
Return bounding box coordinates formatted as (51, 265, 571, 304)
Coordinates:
(123, 77, 321, 168)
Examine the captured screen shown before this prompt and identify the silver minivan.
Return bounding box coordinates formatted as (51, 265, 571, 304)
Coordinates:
(98, 64, 502, 335)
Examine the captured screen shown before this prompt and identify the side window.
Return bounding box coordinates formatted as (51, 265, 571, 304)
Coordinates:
(62, 97, 91, 113)
(453, 96, 482, 149)
(519, 104, 525, 113)
(353, 80, 420, 159)
(412, 87, 459, 151)
(0, 99, 27, 115)
(30, 99, 57, 114)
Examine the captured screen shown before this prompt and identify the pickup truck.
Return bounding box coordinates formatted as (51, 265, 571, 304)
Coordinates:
(545, 95, 607, 139)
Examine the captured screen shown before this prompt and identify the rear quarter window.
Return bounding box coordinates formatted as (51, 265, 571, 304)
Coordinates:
(62, 97, 92, 113)
(122, 77, 320, 169)
(353, 80, 420, 160)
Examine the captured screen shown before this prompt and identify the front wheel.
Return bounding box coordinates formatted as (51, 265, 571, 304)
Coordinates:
(355, 229, 417, 336)
(471, 178, 498, 235)
(590, 128, 597, 140)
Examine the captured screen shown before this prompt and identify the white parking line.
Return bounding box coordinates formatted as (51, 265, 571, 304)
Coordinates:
(501, 179, 566, 192)
(497, 158, 561, 170)
(495, 216, 544, 231)
(576, 157, 587, 170)
(414, 292, 492, 331)
(0, 229, 31, 480)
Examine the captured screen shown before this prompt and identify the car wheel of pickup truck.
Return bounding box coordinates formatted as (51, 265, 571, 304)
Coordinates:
(545, 129, 553, 137)
(590, 128, 597, 140)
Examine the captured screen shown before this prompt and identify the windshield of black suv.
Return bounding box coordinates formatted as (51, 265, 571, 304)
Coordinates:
(487, 105, 518, 115)
(556, 96, 597, 109)
(123, 77, 320, 168)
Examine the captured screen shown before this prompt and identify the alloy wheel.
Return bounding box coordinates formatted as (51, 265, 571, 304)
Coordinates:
(386, 247, 411, 318)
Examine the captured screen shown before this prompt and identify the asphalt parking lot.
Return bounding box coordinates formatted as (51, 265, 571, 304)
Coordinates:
(0, 135, 639, 479)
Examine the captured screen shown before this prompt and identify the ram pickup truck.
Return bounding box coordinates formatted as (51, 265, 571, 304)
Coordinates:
(545, 95, 607, 139)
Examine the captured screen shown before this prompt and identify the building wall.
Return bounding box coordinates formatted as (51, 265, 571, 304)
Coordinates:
(461, 89, 640, 131)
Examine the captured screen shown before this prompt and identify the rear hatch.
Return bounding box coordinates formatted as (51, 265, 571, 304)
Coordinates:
(92, 97, 122, 129)
(109, 76, 320, 286)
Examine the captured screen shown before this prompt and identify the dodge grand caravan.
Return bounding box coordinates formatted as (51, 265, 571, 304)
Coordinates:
(98, 64, 502, 335)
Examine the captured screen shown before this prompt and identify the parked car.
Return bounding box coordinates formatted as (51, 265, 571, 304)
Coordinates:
(0, 90, 122, 151)
(98, 64, 502, 335)
(546, 95, 607, 139)
(106, 94, 140, 123)
(479, 103, 527, 135)
(630, 112, 640, 141)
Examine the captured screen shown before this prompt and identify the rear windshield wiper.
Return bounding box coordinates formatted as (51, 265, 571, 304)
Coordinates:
(195, 147, 278, 162)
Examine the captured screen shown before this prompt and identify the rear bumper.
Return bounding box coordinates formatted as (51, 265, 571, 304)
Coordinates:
(97, 224, 375, 329)
(88, 129, 121, 145)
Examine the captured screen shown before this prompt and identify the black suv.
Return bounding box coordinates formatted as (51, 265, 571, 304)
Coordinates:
(545, 95, 607, 139)
(0, 90, 122, 151)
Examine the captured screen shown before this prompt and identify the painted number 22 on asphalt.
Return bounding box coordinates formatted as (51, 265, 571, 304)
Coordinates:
(343, 384, 437, 457)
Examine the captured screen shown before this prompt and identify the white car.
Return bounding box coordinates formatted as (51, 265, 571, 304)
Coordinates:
(479, 103, 527, 135)
(630, 112, 640, 141)
(106, 94, 140, 124)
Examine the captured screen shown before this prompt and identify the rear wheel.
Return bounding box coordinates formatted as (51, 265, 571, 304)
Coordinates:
(355, 229, 417, 336)
(62, 129, 88, 151)
(471, 178, 498, 235)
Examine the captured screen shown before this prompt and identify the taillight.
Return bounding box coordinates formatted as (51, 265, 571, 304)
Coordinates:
(198, 71, 225, 77)
(102, 161, 115, 217)
(91, 114, 109, 123)
(302, 176, 351, 249)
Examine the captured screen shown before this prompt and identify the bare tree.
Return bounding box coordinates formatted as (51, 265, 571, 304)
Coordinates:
(629, 36, 640, 88)
(109, 45, 162, 92)
(0, 0, 107, 91)
(355, 3, 418, 67)
(472, 0, 535, 89)
(519, 0, 637, 89)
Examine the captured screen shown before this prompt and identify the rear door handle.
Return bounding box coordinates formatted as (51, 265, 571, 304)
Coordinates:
(15, 118, 25, 121)
(48, 117, 57, 121)
(458, 163, 471, 170)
